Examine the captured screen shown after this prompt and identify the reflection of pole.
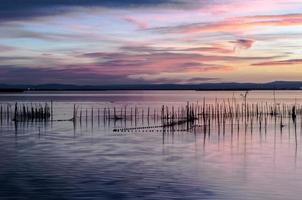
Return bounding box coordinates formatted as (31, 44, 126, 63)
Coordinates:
(273, 115, 276, 165)
(203, 126, 206, 150)
(273, 90, 276, 115)
(14, 102, 17, 122)
(241, 91, 249, 134)
(244, 91, 248, 118)
(51, 100, 53, 121)
(0, 105, 2, 124)
(14, 119, 18, 135)
(294, 116, 298, 165)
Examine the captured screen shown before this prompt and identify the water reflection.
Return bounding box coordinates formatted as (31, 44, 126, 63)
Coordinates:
(1, 91, 302, 200)
(7, 106, 302, 166)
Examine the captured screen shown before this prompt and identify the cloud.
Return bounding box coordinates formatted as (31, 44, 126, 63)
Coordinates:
(0, 56, 31, 61)
(200, 0, 301, 16)
(120, 44, 234, 54)
(0, 26, 107, 42)
(81, 51, 276, 72)
(0, 48, 244, 84)
(0, 0, 193, 22)
(252, 59, 302, 66)
(78, 50, 281, 82)
(0, 39, 282, 84)
(231, 39, 255, 51)
(0, 45, 16, 52)
(128, 73, 219, 84)
(152, 13, 302, 34)
(124, 17, 149, 29)
(0, 65, 149, 85)
(183, 47, 234, 54)
(1, 1, 301, 85)
(0, 64, 220, 85)
(188, 77, 219, 82)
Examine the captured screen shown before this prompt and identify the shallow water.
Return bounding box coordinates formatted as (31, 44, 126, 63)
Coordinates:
(0, 90, 302, 200)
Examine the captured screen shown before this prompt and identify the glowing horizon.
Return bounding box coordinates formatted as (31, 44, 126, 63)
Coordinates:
(1, 0, 302, 85)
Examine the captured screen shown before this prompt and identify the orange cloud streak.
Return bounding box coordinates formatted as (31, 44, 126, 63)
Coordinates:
(159, 13, 302, 34)
(252, 59, 302, 66)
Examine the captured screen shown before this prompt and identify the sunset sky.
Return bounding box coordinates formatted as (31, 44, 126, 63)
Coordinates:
(1, 0, 302, 85)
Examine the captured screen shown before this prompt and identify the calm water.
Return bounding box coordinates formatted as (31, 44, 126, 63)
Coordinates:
(0, 90, 302, 200)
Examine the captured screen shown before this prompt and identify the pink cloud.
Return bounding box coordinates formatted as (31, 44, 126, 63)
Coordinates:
(124, 16, 148, 29)
(201, 0, 300, 16)
(183, 46, 234, 54)
(155, 13, 302, 34)
(0, 45, 16, 52)
(252, 59, 302, 66)
(81, 50, 279, 77)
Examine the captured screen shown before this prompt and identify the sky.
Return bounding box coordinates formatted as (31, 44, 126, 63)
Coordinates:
(1, 0, 302, 85)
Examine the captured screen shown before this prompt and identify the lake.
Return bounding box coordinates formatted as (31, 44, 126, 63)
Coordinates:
(0, 90, 302, 200)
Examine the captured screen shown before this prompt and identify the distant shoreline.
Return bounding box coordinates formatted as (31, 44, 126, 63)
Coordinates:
(0, 88, 302, 93)
(0, 89, 25, 93)
(1, 81, 302, 92)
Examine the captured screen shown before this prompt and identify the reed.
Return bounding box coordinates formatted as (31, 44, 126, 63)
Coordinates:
(9, 102, 52, 122)
(2, 95, 302, 137)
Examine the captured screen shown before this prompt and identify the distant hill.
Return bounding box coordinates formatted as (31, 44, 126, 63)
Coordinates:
(0, 81, 302, 91)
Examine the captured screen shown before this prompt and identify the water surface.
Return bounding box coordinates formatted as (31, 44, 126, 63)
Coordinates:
(0, 90, 302, 200)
